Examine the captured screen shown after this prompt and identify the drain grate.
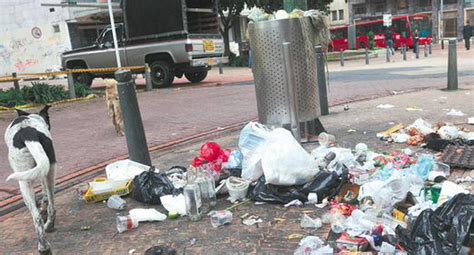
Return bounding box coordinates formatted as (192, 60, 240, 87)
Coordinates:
(441, 145, 474, 169)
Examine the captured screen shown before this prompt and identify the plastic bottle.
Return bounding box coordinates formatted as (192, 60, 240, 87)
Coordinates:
(183, 166, 202, 221)
(202, 163, 217, 207)
(116, 215, 139, 233)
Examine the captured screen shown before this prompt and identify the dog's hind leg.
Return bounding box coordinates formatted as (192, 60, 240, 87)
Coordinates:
(19, 181, 51, 254)
(43, 164, 56, 233)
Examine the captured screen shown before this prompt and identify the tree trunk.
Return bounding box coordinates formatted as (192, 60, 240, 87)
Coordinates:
(457, 0, 464, 41)
(432, 0, 439, 43)
(223, 28, 231, 56)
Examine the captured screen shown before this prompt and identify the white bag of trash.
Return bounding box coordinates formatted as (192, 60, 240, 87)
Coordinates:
(294, 236, 333, 255)
(129, 208, 166, 222)
(239, 122, 272, 182)
(261, 128, 318, 186)
(106, 159, 152, 181)
(160, 194, 186, 216)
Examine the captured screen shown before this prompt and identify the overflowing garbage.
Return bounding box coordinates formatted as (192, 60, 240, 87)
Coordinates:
(79, 120, 472, 253)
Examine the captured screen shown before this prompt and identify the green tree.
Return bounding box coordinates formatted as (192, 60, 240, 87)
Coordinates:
(218, 0, 257, 56)
(257, 0, 332, 13)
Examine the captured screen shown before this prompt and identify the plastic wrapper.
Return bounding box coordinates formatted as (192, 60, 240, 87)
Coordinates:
(192, 142, 230, 172)
(130, 168, 175, 205)
(239, 122, 271, 181)
(396, 193, 474, 254)
(294, 236, 334, 255)
(300, 214, 322, 229)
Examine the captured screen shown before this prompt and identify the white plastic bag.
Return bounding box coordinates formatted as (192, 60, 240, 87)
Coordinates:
(129, 208, 166, 222)
(239, 122, 271, 181)
(160, 194, 186, 216)
(261, 128, 318, 186)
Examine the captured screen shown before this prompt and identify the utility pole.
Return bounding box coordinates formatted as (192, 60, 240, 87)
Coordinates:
(108, 0, 121, 67)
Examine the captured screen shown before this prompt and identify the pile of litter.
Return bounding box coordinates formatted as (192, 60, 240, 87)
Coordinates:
(80, 121, 473, 254)
(377, 118, 474, 150)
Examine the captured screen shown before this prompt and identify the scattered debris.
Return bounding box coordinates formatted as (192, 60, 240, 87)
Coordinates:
(446, 109, 465, 116)
(300, 214, 322, 229)
(406, 106, 423, 111)
(376, 104, 395, 109)
(242, 215, 263, 226)
(210, 210, 233, 228)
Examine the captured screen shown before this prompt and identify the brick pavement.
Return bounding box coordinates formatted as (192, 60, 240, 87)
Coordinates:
(0, 88, 473, 253)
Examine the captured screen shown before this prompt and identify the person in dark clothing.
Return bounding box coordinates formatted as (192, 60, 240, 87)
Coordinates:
(384, 27, 395, 55)
(463, 20, 473, 50)
(412, 29, 419, 53)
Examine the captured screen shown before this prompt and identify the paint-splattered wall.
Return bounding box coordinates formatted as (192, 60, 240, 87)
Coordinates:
(0, 0, 72, 75)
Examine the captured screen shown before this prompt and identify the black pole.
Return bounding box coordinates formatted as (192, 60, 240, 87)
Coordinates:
(447, 39, 458, 90)
(315, 46, 329, 116)
(12, 73, 19, 90)
(115, 70, 152, 166)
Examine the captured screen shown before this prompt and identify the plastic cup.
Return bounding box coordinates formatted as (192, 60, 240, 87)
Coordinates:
(226, 177, 250, 201)
(430, 185, 442, 204)
(107, 195, 126, 210)
(116, 215, 138, 233)
(318, 132, 336, 147)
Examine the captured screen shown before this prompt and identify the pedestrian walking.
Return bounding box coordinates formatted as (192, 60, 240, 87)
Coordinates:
(384, 27, 395, 55)
(463, 20, 473, 50)
(413, 29, 419, 53)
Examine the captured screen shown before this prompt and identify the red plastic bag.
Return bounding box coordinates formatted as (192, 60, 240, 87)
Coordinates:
(192, 142, 230, 172)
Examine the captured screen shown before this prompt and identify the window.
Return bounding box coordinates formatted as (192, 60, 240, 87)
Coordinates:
(353, 4, 366, 15)
(53, 25, 60, 33)
(331, 28, 348, 40)
(332, 11, 338, 21)
(339, 10, 344, 20)
(397, 0, 407, 10)
(356, 25, 367, 36)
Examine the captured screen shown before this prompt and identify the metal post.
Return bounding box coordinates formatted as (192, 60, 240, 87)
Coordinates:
(315, 46, 329, 116)
(107, 0, 121, 67)
(218, 60, 223, 74)
(67, 70, 76, 99)
(282, 42, 301, 142)
(365, 47, 369, 65)
(416, 41, 420, 59)
(447, 39, 458, 90)
(441, 39, 444, 49)
(386, 46, 390, 62)
(424, 44, 428, 57)
(429, 42, 432, 54)
(144, 63, 153, 91)
(340, 49, 344, 66)
(12, 72, 19, 90)
(403, 45, 407, 61)
(115, 70, 152, 166)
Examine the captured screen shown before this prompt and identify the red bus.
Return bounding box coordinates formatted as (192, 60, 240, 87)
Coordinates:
(329, 14, 432, 51)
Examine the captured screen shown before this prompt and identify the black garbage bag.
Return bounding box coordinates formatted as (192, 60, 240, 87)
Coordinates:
(249, 169, 348, 204)
(301, 168, 348, 203)
(130, 167, 175, 205)
(395, 193, 474, 254)
(249, 176, 307, 204)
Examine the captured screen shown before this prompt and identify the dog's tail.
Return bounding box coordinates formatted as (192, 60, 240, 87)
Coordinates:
(6, 141, 50, 181)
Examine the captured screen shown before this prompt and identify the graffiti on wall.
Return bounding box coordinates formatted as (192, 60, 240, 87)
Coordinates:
(0, 23, 70, 75)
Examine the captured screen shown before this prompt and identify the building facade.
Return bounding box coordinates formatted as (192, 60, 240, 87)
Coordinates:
(348, 0, 474, 41)
(329, 0, 350, 26)
(0, 0, 120, 75)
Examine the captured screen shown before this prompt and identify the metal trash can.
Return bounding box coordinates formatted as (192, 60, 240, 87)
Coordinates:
(249, 17, 320, 138)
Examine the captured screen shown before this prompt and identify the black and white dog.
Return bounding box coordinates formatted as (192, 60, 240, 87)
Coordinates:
(5, 105, 56, 254)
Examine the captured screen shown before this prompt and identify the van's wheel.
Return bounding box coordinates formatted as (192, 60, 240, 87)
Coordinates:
(72, 66, 94, 87)
(150, 61, 174, 88)
(185, 71, 208, 83)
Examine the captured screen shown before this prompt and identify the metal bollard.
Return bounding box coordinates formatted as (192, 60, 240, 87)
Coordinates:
(424, 44, 428, 57)
(402, 45, 407, 61)
(365, 47, 369, 65)
(416, 42, 420, 59)
(386, 46, 390, 62)
(340, 49, 344, 66)
(115, 70, 152, 166)
(315, 46, 329, 116)
(144, 63, 153, 92)
(282, 42, 301, 142)
(429, 42, 432, 55)
(218, 60, 223, 74)
(67, 70, 76, 99)
(447, 39, 458, 90)
(12, 72, 19, 90)
(441, 39, 444, 50)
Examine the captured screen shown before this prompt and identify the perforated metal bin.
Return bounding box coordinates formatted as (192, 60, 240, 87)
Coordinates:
(248, 17, 320, 137)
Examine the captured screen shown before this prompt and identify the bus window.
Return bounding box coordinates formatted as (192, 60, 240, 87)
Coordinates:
(411, 16, 431, 37)
(332, 29, 347, 40)
(356, 25, 366, 36)
(392, 19, 408, 38)
(368, 22, 383, 34)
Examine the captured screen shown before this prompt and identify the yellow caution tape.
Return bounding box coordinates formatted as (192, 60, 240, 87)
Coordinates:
(0, 94, 98, 112)
(0, 66, 145, 83)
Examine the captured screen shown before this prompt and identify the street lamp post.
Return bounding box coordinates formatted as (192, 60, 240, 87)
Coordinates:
(108, 0, 121, 67)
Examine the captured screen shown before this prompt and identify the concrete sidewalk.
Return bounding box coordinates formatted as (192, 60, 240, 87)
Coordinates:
(0, 87, 472, 254)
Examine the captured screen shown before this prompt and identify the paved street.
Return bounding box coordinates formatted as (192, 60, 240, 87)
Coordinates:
(1, 88, 472, 254)
(0, 46, 473, 201)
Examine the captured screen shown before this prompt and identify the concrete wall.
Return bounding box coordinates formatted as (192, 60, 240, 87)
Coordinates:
(0, 0, 72, 75)
(329, 0, 350, 26)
